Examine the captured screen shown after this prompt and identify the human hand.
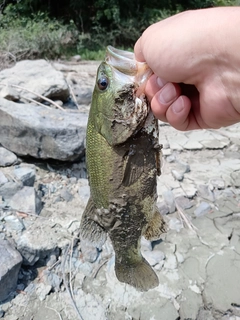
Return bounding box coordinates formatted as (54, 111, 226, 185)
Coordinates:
(134, 7, 240, 131)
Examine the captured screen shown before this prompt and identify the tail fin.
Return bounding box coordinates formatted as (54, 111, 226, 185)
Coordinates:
(115, 256, 159, 291)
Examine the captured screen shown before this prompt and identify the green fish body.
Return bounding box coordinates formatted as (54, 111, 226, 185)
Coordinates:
(80, 46, 166, 291)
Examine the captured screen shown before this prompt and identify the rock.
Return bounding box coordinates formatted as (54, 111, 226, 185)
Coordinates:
(0, 98, 88, 161)
(175, 196, 193, 210)
(183, 140, 203, 150)
(0, 171, 8, 186)
(4, 215, 25, 233)
(35, 283, 52, 301)
(181, 182, 197, 198)
(41, 269, 62, 291)
(0, 86, 19, 102)
(209, 177, 225, 190)
(0, 239, 22, 302)
(8, 186, 42, 214)
(71, 55, 81, 62)
(171, 169, 184, 181)
(157, 201, 169, 215)
(0, 182, 22, 201)
(16, 223, 67, 266)
(176, 160, 190, 173)
(194, 202, 211, 217)
(0, 147, 17, 167)
(142, 250, 165, 266)
(72, 85, 93, 105)
(13, 167, 36, 187)
(0, 59, 69, 102)
(197, 184, 215, 202)
(60, 187, 73, 202)
(163, 190, 176, 213)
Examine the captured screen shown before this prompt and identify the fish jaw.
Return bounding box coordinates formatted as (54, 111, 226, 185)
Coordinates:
(106, 45, 152, 96)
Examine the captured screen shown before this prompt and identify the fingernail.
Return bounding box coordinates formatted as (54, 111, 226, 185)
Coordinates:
(156, 77, 167, 88)
(159, 83, 176, 104)
(172, 97, 184, 113)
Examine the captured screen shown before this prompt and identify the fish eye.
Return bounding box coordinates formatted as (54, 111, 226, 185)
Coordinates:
(97, 76, 109, 91)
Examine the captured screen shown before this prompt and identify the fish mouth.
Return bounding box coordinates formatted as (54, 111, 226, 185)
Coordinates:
(105, 46, 152, 94)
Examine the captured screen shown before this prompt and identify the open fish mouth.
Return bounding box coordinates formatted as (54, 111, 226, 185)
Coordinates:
(105, 46, 152, 95)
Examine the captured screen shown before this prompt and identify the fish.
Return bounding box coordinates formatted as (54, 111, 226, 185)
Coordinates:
(80, 46, 166, 291)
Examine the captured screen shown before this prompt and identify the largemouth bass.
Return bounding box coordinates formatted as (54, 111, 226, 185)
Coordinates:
(80, 46, 166, 291)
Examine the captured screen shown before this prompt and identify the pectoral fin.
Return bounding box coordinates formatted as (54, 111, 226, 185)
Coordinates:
(144, 209, 166, 241)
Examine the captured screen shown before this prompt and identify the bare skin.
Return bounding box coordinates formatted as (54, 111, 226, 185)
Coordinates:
(134, 7, 240, 131)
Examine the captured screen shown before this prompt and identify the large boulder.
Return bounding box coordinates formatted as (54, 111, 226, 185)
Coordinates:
(0, 98, 88, 161)
(0, 59, 69, 102)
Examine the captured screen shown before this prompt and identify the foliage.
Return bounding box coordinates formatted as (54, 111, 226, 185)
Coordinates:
(0, 5, 79, 60)
(0, 0, 238, 60)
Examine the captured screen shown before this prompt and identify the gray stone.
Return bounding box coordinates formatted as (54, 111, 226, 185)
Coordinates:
(175, 196, 194, 210)
(183, 140, 203, 150)
(72, 85, 93, 105)
(142, 250, 165, 266)
(0, 86, 19, 102)
(181, 182, 197, 198)
(0, 171, 8, 186)
(42, 269, 62, 291)
(13, 167, 36, 187)
(71, 55, 81, 62)
(171, 169, 184, 181)
(4, 215, 25, 233)
(0, 98, 88, 161)
(60, 187, 73, 202)
(16, 223, 67, 266)
(0, 59, 69, 102)
(163, 190, 176, 213)
(157, 201, 169, 215)
(0, 239, 22, 302)
(8, 186, 42, 214)
(209, 177, 225, 190)
(35, 283, 52, 301)
(177, 160, 191, 173)
(0, 147, 17, 167)
(194, 202, 211, 217)
(0, 182, 22, 201)
(197, 184, 215, 202)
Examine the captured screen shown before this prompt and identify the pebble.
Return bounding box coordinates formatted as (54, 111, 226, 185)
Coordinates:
(171, 169, 184, 181)
(60, 187, 73, 202)
(0, 147, 17, 167)
(163, 190, 176, 213)
(194, 202, 211, 217)
(142, 250, 165, 266)
(175, 196, 193, 210)
(35, 283, 52, 301)
(209, 178, 225, 190)
(197, 184, 215, 202)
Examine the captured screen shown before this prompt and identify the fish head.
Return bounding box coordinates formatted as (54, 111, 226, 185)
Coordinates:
(90, 46, 153, 146)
